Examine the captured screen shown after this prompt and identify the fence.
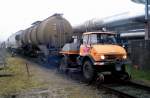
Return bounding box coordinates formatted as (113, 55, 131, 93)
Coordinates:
(129, 40, 150, 70)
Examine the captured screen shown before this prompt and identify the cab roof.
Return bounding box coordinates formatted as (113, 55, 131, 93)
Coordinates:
(83, 32, 116, 35)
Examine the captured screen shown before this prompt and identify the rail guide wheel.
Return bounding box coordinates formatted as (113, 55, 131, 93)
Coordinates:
(113, 71, 131, 82)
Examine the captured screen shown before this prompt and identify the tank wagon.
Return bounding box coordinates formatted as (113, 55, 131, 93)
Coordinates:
(6, 30, 23, 51)
(14, 14, 73, 57)
(21, 14, 72, 46)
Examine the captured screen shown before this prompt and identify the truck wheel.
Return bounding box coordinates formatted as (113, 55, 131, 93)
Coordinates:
(58, 57, 68, 73)
(82, 61, 95, 82)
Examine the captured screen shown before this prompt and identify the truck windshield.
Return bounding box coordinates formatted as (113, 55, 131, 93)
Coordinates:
(90, 34, 116, 44)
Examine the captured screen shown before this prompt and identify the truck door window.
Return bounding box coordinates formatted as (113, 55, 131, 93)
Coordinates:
(90, 34, 97, 44)
(83, 35, 89, 45)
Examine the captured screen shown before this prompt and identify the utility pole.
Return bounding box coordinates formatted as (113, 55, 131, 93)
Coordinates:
(145, 0, 150, 40)
(131, 0, 150, 40)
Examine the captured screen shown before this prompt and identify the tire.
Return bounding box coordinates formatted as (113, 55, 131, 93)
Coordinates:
(58, 57, 68, 73)
(82, 60, 95, 82)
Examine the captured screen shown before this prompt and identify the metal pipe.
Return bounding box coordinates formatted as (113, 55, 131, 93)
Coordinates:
(145, 0, 149, 20)
(120, 32, 145, 38)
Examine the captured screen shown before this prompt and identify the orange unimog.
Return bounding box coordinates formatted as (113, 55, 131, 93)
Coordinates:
(59, 32, 130, 82)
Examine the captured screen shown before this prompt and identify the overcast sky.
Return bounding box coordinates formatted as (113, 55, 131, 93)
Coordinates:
(0, 0, 144, 41)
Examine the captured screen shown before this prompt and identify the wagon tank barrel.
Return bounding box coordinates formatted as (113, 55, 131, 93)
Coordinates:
(19, 13, 73, 49)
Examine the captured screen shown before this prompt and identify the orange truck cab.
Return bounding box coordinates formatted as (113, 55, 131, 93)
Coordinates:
(59, 32, 130, 82)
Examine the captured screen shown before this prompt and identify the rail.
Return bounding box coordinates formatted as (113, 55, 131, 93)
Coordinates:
(101, 81, 150, 98)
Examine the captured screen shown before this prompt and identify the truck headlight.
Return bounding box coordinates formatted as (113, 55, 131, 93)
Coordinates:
(101, 55, 105, 60)
(123, 55, 127, 59)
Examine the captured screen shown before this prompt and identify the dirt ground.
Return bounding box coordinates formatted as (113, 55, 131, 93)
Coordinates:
(10, 56, 118, 98)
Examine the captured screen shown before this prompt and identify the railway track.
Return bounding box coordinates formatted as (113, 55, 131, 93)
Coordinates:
(54, 66, 150, 98)
(100, 81, 150, 98)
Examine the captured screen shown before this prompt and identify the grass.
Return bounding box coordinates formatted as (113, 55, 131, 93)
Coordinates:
(126, 64, 150, 83)
(0, 57, 41, 95)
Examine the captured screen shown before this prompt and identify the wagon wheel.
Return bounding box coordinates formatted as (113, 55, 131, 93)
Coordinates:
(58, 57, 68, 73)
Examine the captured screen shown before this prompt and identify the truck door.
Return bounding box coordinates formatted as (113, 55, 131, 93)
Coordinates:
(80, 34, 90, 56)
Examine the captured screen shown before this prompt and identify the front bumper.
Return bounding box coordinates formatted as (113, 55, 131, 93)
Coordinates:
(93, 59, 127, 72)
(94, 59, 127, 66)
